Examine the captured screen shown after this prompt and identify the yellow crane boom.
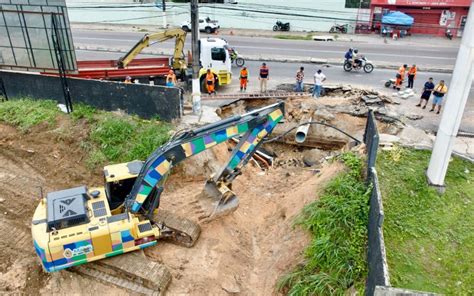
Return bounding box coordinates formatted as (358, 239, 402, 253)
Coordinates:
(117, 28, 187, 71)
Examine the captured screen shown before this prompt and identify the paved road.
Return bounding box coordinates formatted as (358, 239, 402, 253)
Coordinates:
(71, 29, 459, 67)
(75, 49, 473, 133)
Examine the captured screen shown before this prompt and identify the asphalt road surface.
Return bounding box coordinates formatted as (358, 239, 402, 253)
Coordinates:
(74, 48, 473, 133)
(71, 29, 459, 67)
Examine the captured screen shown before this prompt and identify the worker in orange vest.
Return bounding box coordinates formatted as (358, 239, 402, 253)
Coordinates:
(407, 64, 417, 89)
(205, 69, 216, 95)
(239, 67, 248, 92)
(394, 64, 407, 90)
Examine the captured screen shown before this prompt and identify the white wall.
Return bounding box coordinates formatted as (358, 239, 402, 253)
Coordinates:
(66, 0, 369, 32)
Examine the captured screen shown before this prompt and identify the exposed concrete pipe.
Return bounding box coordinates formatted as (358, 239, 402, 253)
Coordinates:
(295, 116, 312, 144)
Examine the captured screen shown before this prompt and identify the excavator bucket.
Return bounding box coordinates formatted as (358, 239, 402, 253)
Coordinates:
(193, 180, 239, 222)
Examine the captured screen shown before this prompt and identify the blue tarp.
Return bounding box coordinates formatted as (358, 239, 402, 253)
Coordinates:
(382, 11, 414, 26)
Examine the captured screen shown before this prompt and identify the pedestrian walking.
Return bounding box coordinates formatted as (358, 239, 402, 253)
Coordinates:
(166, 69, 177, 87)
(416, 77, 435, 109)
(312, 69, 326, 98)
(258, 63, 269, 93)
(394, 64, 407, 90)
(239, 67, 248, 92)
(205, 69, 216, 95)
(430, 80, 448, 114)
(295, 66, 304, 92)
(407, 64, 417, 88)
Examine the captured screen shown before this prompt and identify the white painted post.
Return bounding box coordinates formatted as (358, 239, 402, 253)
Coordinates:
(427, 6, 474, 187)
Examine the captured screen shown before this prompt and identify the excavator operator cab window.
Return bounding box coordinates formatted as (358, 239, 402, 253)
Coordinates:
(105, 177, 137, 210)
(103, 161, 143, 210)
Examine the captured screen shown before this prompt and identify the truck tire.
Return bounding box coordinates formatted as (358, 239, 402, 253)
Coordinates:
(205, 27, 212, 34)
(182, 26, 190, 32)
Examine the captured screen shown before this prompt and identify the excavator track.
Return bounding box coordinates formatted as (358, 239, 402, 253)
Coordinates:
(154, 209, 201, 248)
(71, 250, 171, 296)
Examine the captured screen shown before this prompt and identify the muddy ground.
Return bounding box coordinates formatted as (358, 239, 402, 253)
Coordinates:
(0, 114, 344, 295)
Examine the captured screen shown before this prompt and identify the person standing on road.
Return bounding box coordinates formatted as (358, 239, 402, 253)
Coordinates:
(430, 80, 448, 114)
(239, 67, 248, 92)
(259, 63, 269, 93)
(312, 69, 326, 98)
(416, 77, 435, 109)
(407, 64, 417, 89)
(295, 66, 304, 92)
(205, 69, 216, 95)
(394, 64, 407, 90)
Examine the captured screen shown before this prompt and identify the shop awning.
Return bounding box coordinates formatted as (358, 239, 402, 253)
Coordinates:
(382, 11, 414, 26)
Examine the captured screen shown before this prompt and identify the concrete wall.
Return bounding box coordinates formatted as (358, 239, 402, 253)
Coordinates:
(0, 71, 182, 121)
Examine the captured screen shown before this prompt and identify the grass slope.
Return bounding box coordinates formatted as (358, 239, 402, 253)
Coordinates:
(0, 99, 171, 168)
(377, 148, 474, 295)
(279, 153, 371, 295)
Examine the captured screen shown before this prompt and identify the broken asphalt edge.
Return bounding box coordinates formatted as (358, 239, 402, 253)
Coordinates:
(74, 46, 454, 74)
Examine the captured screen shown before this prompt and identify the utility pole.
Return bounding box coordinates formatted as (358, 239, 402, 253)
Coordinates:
(161, 0, 167, 29)
(191, 0, 201, 115)
(426, 6, 473, 188)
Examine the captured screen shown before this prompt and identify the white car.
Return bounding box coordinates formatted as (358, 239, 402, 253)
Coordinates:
(181, 18, 219, 34)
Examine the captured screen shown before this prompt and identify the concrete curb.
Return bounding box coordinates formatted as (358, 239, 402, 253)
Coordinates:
(74, 46, 454, 74)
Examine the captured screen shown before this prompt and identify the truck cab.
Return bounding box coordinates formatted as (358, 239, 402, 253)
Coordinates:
(199, 37, 232, 88)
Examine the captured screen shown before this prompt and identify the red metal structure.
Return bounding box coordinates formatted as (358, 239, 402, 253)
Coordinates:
(370, 0, 471, 37)
(70, 58, 171, 80)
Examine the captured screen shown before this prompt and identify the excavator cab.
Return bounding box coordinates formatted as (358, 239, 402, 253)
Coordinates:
(103, 161, 143, 211)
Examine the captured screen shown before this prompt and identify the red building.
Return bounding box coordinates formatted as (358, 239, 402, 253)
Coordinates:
(370, 0, 471, 37)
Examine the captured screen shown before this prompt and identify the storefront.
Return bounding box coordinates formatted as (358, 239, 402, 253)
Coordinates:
(370, 0, 471, 37)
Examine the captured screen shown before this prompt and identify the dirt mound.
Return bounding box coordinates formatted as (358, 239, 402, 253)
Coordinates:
(0, 120, 343, 295)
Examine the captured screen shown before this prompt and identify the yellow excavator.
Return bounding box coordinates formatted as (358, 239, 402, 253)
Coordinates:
(31, 102, 284, 293)
(116, 28, 233, 88)
(117, 28, 188, 75)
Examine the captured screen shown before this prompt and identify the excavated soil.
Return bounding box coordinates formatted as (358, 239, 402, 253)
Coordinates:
(0, 119, 343, 295)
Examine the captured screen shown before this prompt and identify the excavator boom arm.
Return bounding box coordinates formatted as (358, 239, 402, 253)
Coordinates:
(125, 102, 285, 214)
(117, 28, 187, 70)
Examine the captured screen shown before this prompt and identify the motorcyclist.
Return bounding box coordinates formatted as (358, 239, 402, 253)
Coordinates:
(344, 48, 353, 62)
(352, 48, 362, 68)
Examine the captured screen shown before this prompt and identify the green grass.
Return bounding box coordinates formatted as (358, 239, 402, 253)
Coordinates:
(0, 99, 172, 168)
(377, 148, 474, 295)
(0, 99, 60, 132)
(274, 34, 313, 41)
(279, 153, 371, 295)
(87, 114, 171, 167)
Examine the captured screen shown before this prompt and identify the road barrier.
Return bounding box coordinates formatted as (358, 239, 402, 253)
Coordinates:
(0, 71, 183, 121)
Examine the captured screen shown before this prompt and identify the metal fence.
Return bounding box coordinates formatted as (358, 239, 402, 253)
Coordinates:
(364, 109, 390, 296)
(364, 109, 380, 180)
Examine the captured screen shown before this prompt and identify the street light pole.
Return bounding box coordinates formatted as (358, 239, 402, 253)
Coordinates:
(426, 6, 474, 188)
(162, 0, 167, 29)
(191, 0, 201, 115)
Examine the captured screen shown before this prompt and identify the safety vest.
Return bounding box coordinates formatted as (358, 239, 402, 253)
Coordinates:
(408, 66, 417, 77)
(260, 67, 269, 78)
(398, 66, 406, 77)
(240, 69, 248, 79)
(206, 73, 215, 83)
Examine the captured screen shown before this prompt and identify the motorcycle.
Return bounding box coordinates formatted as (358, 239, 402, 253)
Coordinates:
(226, 46, 245, 67)
(273, 21, 290, 32)
(445, 29, 453, 40)
(330, 24, 348, 34)
(343, 57, 374, 73)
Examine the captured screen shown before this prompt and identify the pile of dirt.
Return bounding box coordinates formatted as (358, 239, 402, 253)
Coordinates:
(0, 117, 344, 295)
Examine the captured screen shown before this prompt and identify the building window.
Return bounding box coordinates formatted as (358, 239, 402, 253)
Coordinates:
(345, 0, 370, 9)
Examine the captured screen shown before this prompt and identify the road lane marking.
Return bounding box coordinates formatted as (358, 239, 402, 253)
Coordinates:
(74, 37, 456, 61)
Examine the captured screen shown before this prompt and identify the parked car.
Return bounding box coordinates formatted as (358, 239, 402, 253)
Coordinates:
(181, 18, 219, 34)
